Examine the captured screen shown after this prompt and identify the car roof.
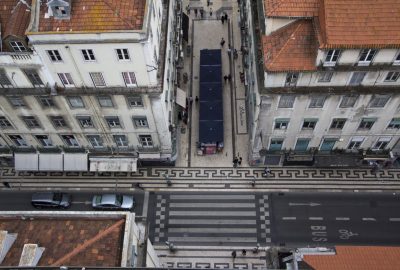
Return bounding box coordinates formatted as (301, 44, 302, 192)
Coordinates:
(32, 192, 55, 201)
(99, 194, 118, 204)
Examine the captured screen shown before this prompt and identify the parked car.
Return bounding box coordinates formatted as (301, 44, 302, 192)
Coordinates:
(31, 192, 71, 209)
(91, 194, 135, 210)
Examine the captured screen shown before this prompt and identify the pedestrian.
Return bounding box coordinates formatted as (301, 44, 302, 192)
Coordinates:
(220, 38, 225, 47)
(223, 75, 228, 83)
(194, 8, 198, 17)
(233, 157, 238, 168)
(231, 250, 237, 258)
(224, 13, 228, 21)
(195, 96, 199, 103)
(264, 167, 271, 176)
(186, 4, 190, 14)
(200, 9, 204, 19)
(207, 0, 210, 7)
(189, 96, 193, 105)
(227, 47, 232, 56)
(209, 7, 213, 17)
(228, 74, 232, 81)
(234, 49, 238, 59)
(238, 157, 242, 166)
(242, 249, 247, 256)
(221, 15, 225, 24)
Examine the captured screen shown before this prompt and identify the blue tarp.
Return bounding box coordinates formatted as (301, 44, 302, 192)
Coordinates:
(199, 120, 224, 143)
(199, 100, 223, 121)
(200, 49, 222, 66)
(199, 82, 222, 101)
(200, 65, 222, 83)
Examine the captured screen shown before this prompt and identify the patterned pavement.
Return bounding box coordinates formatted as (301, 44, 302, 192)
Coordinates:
(1, 167, 400, 191)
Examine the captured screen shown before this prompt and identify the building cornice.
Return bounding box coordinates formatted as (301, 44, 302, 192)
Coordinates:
(261, 85, 400, 95)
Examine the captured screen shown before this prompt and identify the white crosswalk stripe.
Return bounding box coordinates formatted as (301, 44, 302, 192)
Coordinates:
(153, 194, 271, 246)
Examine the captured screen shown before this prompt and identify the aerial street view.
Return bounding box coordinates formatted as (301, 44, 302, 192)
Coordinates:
(1, 0, 400, 269)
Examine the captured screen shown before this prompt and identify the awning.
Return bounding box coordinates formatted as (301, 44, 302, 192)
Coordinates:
(14, 153, 39, 171)
(89, 157, 137, 172)
(138, 153, 161, 159)
(39, 153, 63, 171)
(64, 153, 88, 171)
(176, 88, 186, 108)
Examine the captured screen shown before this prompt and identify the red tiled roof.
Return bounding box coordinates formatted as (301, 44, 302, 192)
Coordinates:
(303, 246, 400, 270)
(0, 218, 125, 267)
(0, 0, 31, 38)
(316, 0, 400, 49)
(37, 0, 146, 33)
(262, 19, 317, 72)
(264, 0, 319, 18)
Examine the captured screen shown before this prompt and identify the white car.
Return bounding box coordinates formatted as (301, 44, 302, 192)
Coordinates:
(92, 194, 135, 210)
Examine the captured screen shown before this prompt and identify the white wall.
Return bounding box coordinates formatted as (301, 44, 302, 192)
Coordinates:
(265, 18, 296, 35)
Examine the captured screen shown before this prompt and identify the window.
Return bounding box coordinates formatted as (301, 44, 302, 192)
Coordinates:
(122, 72, 137, 87)
(0, 116, 12, 129)
(369, 95, 390, 108)
(76, 116, 94, 128)
(116, 49, 130, 60)
(349, 72, 366, 86)
(90, 72, 106, 87)
(309, 95, 326, 108)
(8, 135, 27, 146)
(126, 96, 143, 107)
(285, 73, 299, 87)
(330, 118, 346, 129)
(67, 96, 84, 108)
(358, 118, 376, 129)
(358, 49, 377, 65)
(372, 137, 391, 150)
(133, 117, 148, 128)
(87, 135, 103, 147)
(58, 73, 74, 87)
(22, 116, 41, 128)
(35, 135, 53, 147)
(324, 50, 340, 65)
(61, 135, 79, 147)
(320, 138, 337, 151)
(49, 116, 68, 128)
(384, 71, 400, 82)
(81, 49, 96, 61)
(269, 138, 283, 151)
(294, 138, 310, 151)
(302, 119, 318, 129)
(0, 69, 12, 87)
(23, 69, 44, 87)
(347, 137, 364, 150)
(318, 72, 333, 82)
(278, 95, 295, 108)
(97, 96, 113, 107)
(8, 96, 26, 107)
(339, 95, 358, 108)
(10, 41, 26, 52)
(47, 50, 62, 62)
(139, 135, 153, 147)
(274, 118, 289, 129)
(394, 52, 400, 65)
(113, 135, 129, 147)
(105, 116, 122, 128)
(388, 118, 400, 129)
(37, 96, 56, 108)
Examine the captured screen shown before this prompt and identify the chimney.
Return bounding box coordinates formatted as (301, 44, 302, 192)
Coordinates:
(19, 244, 45, 266)
(0, 231, 17, 264)
(46, 0, 72, 20)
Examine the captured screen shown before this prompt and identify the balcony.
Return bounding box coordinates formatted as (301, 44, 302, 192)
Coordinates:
(0, 52, 42, 68)
(137, 145, 160, 153)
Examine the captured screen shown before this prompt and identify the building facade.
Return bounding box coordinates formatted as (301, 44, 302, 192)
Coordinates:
(0, 0, 182, 170)
(246, 0, 400, 165)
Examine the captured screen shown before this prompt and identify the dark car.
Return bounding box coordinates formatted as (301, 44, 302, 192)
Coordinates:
(92, 194, 135, 210)
(31, 192, 71, 209)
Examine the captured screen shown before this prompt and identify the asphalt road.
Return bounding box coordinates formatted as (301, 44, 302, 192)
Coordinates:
(0, 191, 145, 215)
(270, 192, 400, 247)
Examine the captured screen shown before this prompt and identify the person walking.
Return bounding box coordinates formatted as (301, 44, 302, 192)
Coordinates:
(220, 38, 225, 47)
(228, 74, 232, 81)
(238, 157, 242, 166)
(242, 249, 247, 256)
(189, 96, 193, 106)
(224, 13, 228, 21)
(209, 7, 213, 17)
(200, 9, 204, 18)
(186, 4, 190, 14)
(194, 8, 198, 17)
(223, 75, 228, 83)
(207, 0, 210, 6)
(195, 96, 199, 103)
(233, 157, 239, 168)
(221, 15, 225, 24)
(264, 167, 271, 177)
(231, 250, 237, 258)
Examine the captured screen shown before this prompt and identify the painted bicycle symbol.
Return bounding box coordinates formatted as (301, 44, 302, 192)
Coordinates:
(339, 229, 359, 239)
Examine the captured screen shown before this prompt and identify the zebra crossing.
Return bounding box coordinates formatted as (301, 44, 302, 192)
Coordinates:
(151, 193, 271, 247)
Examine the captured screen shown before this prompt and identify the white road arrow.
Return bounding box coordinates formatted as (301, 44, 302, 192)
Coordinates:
(289, 202, 321, 207)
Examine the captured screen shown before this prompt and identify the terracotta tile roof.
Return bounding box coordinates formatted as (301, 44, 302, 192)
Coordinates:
(262, 19, 317, 72)
(0, 1, 31, 40)
(0, 217, 125, 267)
(316, 0, 400, 49)
(38, 0, 146, 33)
(264, 0, 319, 18)
(303, 246, 400, 270)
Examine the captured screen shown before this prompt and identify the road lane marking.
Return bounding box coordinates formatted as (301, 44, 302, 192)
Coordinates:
(169, 219, 256, 225)
(362, 217, 376, 221)
(335, 217, 350, 221)
(167, 237, 257, 242)
(282, 217, 296, 220)
(168, 228, 257, 233)
(169, 211, 256, 216)
(169, 203, 255, 208)
(170, 195, 255, 200)
(309, 217, 323, 220)
(389, 218, 400, 222)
